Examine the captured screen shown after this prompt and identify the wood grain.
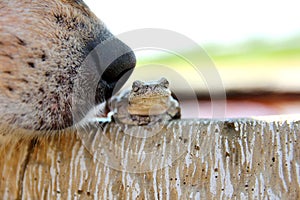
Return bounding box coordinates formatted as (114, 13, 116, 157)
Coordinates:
(0, 119, 299, 199)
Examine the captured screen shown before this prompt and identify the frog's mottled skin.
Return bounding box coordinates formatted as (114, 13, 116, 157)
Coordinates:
(108, 78, 181, 125)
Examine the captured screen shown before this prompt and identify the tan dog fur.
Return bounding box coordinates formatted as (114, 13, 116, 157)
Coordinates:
(0, 0, 135, 144)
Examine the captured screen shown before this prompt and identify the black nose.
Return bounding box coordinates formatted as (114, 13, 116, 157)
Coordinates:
(102, 50, 136, 97)
(93, 37, 136, 102)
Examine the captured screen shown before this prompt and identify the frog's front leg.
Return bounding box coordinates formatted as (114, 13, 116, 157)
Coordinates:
(78, 102, 111, 124)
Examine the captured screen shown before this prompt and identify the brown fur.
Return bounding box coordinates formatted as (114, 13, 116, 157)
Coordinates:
(0, 0, 136, 142)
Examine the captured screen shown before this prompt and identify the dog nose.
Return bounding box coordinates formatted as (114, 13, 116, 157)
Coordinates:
(93, 37, 136, 102)
(102, 48, 136, 92)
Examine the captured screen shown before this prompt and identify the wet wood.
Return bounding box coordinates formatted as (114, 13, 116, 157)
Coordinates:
(0, 118, 299, 199)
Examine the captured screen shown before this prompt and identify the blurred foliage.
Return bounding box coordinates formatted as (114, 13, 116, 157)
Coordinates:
(206, 36, 300, 63)
(138, 35, 300, 68)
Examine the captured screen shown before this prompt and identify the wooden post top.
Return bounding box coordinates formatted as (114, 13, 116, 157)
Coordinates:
(0, 118, 299, 199)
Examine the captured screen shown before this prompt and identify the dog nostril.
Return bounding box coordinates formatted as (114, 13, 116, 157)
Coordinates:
(102, 50, 136, 86)
(95, 40, 136, 104)
(101, 51, 136, 100)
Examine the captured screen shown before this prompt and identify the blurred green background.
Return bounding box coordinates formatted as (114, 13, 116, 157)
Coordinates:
(123, 35, 300, 118)
(133, 35, 300, 92)
(85, 0, 300, 117)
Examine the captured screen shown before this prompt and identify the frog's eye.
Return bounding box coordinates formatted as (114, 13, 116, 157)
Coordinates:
(159, 77, 169, 88)
(132, 80, 143, 92)
(133, 86, 139, 92)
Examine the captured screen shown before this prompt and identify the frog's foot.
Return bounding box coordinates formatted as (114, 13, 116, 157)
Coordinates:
(130, 115, 151, 125)
(130, 114, 173, 126)
(168, 110, 181, 120)
(78, 102, 111, 125)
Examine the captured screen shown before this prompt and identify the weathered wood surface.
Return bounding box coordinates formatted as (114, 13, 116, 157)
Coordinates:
(0, 118, 299, 199)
